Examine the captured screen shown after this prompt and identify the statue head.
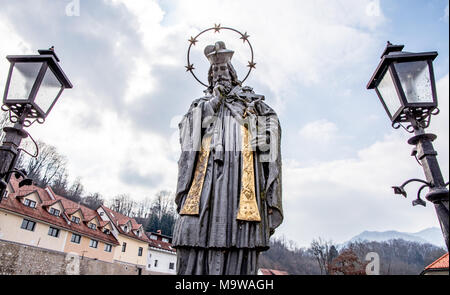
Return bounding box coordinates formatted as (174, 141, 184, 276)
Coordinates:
(204, 41, 239, 90)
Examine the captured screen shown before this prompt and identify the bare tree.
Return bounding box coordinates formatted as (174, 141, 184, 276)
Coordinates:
(81, 192, 104, 210)
(51, 172, 69, 197)
(135, 196, 153, 219)
(0, 111, 11, 143)
(66, 177, 84, 203)
(152, 190, 175, 219)
(109, 193, 136, 217)
(310, 237, 337, 275)
(144, 190, 177, 235)
(19, 140, 68, 187)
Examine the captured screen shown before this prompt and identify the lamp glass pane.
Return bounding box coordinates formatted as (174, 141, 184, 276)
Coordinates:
(34, 67, 63, 114)
(394, 61, 433, 104)
(376, 70, 401, 118)
(6, 62, 42, 101)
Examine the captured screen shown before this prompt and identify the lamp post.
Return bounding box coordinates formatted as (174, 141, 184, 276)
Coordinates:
(367, 42, 449, 251)
(0, 47, 72, 201)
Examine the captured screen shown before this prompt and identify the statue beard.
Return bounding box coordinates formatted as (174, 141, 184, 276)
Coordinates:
(213, 79, 233, 94)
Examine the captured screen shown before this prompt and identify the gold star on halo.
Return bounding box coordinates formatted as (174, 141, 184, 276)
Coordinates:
(185, 63, 195, 72)
(240, 32, 250, 43)
(188, 36, 198, 46)
(247, 61, 256, 69)
(213, 23, 221, 33)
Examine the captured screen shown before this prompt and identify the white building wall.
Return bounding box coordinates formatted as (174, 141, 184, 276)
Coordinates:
(147, 247, 177, 274)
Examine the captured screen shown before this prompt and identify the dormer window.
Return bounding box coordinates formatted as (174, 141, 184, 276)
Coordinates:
(88, 223, 97, 230)
(103, 229, 110, 234)
(24, 199, 36, 208)
(136, 230, 140, 236)
(71, 216, 80, 224)
(49, 207, 60, 216)
(124, 225, 128, 232)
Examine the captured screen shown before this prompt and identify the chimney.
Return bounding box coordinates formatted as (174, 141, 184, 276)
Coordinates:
(157, 230, 161, 235)
(45, 187, 56, 200)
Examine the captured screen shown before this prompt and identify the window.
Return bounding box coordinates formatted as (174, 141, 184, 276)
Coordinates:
(88, 223, 97, 230)
(24, 199, 36, 208)
(89, 239, 98, 248)
(123, 225, 128, 232)
(104, 244, 112, 252)
(20, 219, 36, 231)
(71, 216, 80, 224)
(138, 247, 143, 256)
(103, 229, 110, 234)
(154, 260, 158, 267)
(122, 242, 127, 252)
(49, 207, 60, 216)
(169, 262, 175, 270)
(150, 235, 157, 240)
(70, 233, 81, 244)
(162, 238, 169, 243)
(48, 226, 60, 237)
(136, 230, 140, 236)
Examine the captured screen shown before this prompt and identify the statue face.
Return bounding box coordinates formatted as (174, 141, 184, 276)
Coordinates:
(211, 62, 232, 84)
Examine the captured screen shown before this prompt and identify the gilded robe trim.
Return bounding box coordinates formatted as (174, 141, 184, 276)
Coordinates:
(236, 124, 261, 222)
(179, 124, 261, 222)
(179, 136, 212, 215)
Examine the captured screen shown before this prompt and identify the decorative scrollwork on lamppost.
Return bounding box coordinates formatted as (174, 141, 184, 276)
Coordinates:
(0, 47, 72, 201)
(367, 42, 449, 251)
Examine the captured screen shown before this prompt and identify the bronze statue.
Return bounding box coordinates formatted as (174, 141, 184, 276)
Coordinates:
(173, 28, 283, 275)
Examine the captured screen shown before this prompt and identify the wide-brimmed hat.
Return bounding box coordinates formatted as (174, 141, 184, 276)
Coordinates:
(204, 41, 234, 65)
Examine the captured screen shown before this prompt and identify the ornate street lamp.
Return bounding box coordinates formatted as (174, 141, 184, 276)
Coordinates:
(0, 47, 72, 200)
(367, 42, 449, 251)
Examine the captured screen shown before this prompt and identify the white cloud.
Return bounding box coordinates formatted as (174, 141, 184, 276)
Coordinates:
(442, 3, 449, 22)
(365, 0, 382, 17)
(109, 0, 387, 114)
(298, 119, 339, 144)
(428, 74, 449, 177)
(27, 98, 178, 199)
(278, 74, 449, 247)
(0, 18, 32, 92)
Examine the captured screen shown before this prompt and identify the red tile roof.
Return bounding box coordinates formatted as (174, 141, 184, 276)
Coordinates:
(259, 268, 289, 275)
(41, 200, 61, 207)
(259, 269, 273, 275)
(1, 178, 119, 246)
(100, 205, 150, 243)
(64, 207, 83, 216)
(99, 220, 111, 228)
(145, 232, 176, 253)
(148, 238, 176, 253)
(424, 253, 449, 270)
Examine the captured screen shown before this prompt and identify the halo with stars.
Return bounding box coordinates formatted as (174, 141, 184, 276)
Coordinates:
(186, 24, 255, 87)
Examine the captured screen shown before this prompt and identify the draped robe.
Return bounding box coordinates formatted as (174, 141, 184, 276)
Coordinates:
(172, 85, 283, 275)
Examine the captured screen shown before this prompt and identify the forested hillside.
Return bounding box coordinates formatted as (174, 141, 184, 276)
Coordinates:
(259, 237, 447, 275)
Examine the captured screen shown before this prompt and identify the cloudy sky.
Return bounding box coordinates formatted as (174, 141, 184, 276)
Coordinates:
(0, 0, 448, 248)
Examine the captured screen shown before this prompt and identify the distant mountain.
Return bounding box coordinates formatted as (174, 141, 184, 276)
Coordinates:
(349, 227, 446, 248)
